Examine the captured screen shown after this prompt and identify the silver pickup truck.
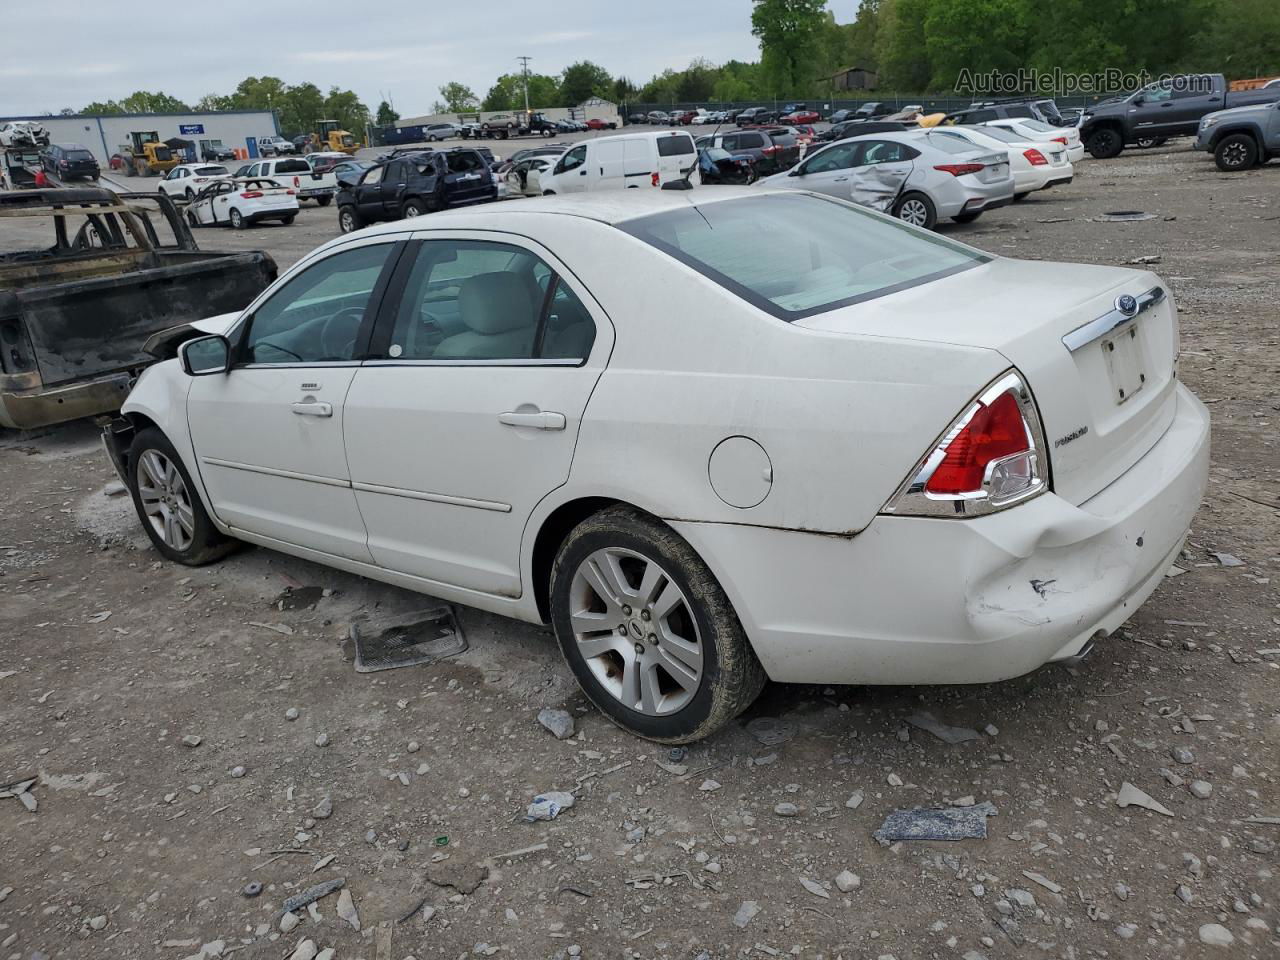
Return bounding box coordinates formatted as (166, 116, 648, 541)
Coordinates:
(1195, 99, 1280, 171)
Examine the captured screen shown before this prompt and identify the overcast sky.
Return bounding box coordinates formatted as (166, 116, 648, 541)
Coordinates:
(0, 0, 767, 117)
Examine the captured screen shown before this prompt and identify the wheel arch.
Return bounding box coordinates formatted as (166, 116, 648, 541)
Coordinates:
(1210, 124, 1263, 150)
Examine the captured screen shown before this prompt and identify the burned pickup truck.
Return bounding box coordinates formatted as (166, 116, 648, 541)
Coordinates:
(0, 188, 275, 429)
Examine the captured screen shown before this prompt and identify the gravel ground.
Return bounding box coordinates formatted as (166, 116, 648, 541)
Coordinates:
(0, 141, 1277, 960)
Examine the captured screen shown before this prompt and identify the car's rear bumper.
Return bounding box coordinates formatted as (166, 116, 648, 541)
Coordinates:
(671, 381, 1210, 686)
(0, 373, 132, 430)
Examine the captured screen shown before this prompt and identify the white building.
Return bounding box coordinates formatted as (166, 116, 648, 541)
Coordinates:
(398, 98, 621, 129)
(0, 110, 281, 167)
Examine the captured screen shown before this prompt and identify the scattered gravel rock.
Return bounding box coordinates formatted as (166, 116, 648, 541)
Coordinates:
(1198, 924, 1235, 947)
(1189, 779, 1213, 799)
(181, 735, 202, 748)
(835, 870, 861, 893)
(312, 796, 333, 819)
(537, 708, 575, 740)
(774, 802, 800, 817)
(285, 707, 299, 721)
(1171, 746, 1195, 764)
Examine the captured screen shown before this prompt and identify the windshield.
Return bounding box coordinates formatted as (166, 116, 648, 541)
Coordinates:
(618, 194, 988, 321)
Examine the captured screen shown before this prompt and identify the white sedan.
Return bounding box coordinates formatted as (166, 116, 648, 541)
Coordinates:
(930, 125, 1073, 200)
(104, 189, 1210, 742)
(982, 118, 1086, 163)
(157, 164, 233, 200)
(184, 177, 298, 229)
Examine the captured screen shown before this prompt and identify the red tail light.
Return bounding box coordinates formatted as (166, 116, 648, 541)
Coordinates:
(286, 189, 297, 195)
(240, 191, 263, 199)
(934, 163, 984, 177)
(650, 172, 659, 186)
(925, 392, 1030, 495)
(882, 372, 1047, 518)
(1052, 136, 1068, 145)
(1023, 148, 1048, 166)
(293, 176, 300, 187)
(761, 145, 781, 155)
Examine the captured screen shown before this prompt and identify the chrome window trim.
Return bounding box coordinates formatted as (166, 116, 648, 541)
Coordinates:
(1062, 286, 1164, 353)
(881, 370, 1049, 519)
(362, 358, 582, 368)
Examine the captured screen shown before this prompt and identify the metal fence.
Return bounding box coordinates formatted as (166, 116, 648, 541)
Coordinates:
(619, 93, 1122, 118)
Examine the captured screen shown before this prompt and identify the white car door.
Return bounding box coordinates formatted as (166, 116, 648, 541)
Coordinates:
(342, 232, 614, 597)
(783, 141, 861, 197)
(549, 143, 590, 193)
(847, 140, 916, 212)
(185, 238, 403, 561)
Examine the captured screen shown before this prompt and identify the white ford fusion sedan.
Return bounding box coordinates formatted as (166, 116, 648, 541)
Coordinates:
(104, 188, 1210, 743)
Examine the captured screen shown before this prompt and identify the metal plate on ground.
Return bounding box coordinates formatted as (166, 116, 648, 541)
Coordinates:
(352, 607, 466, 673)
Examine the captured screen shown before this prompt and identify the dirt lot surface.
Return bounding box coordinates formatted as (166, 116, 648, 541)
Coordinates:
(1, 143, 1277, 960)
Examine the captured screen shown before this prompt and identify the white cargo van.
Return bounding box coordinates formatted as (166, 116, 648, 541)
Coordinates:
(538, 131, 699, 194)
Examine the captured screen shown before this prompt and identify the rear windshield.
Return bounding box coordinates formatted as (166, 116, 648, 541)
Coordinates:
(1018, 119, 1056, 132)
(657, 135, 695, 157)
(67, 150, 94, 161)
(619, 194, 988, 321)
(925, 133, 982, 155)
(958, 125, 1023, 143)
(274, 159, 311, 173)
(195, 165, 228, 175)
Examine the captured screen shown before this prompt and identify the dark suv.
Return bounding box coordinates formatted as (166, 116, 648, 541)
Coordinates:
(337, 148, 496, 233)
(708, 128, 799, 174)
(41, 143, 100, 181)
(735, 107, 777, 127)
(946, 99, 1067, 126)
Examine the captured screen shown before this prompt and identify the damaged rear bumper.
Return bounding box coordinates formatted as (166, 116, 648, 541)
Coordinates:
(0, 373, 132, 430)
(671, 382, 1210, 686)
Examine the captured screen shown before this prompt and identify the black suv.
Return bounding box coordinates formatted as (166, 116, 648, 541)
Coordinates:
(41, 143, 100, 181)
(946, 98, 1068, 126)
(706, 128, 799, 174)
(735, 107, 777, 126)
(337, 148, 496, 233)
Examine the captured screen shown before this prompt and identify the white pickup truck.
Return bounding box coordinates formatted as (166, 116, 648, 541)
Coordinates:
(234, 156, 337, 205)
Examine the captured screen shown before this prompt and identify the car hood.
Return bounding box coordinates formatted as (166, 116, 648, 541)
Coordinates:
(1203, 103, 1265, 121)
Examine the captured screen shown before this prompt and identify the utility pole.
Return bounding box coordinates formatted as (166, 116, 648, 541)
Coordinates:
(517, 56, 532, 115)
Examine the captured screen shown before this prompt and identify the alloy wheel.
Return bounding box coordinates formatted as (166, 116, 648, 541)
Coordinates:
(568, 547, 704, 716)
(1223, 141, 1249, 168)
(137, 450, 195, 551)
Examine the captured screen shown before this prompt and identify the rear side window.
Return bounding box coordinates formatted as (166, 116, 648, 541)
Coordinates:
(964, 109, 997, 123)
(618, 194, 988, 321)
(737, 133, 764, 148)
(446, 152, 484, 173)
(274, 159, 311, 174)
(657, 135, 695, 157)
(925, 134, 984, 155)
(1004, 105, 1035, 118)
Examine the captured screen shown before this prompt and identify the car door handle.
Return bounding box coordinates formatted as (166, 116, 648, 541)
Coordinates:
(833, 176, 849, 181)
(498, 410, 566, 430)
(291, 401, 333, 418)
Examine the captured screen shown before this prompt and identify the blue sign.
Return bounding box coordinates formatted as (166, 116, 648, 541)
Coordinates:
(179, 124, 205, 135)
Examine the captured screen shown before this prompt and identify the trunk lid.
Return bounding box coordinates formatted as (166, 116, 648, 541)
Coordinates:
(796, 257, 1180, 506)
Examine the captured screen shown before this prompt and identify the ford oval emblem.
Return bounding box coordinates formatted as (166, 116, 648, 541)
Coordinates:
(1115, 294, 1139, 316)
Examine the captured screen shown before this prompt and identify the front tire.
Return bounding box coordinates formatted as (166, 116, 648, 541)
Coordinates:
(127, 428, 234, 566)
(893, 191, 937, 230)
(338, 206, 362, 233)
(1086, 127, 1123, 159)
(549, 506, 766, 743)
(1215, 133, 1258, 172)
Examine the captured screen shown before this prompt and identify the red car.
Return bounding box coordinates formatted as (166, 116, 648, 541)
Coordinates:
(780, 110, 821, 125)
(674, 110, 699, 125)
(585, 118, 618, 131)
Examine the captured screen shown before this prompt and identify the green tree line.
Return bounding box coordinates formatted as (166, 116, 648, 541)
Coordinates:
(74, 77, 375, 138)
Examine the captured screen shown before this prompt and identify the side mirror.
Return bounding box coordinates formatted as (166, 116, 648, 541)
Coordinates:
(179, 335, 230, 376)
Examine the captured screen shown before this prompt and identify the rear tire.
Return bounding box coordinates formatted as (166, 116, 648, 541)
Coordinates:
(229, 208, 245, 229)
(1012, 192, 1030, 203)
(127, 427, 235, 567)
(1215, 133, 1258, 172)
(892, 191, 937, 230)
(549, 506, 766, 743)
(281, 214, 296, 224)
(317, 195, 333, 207)
(1086, 127, 1123, 159)
(402, 199, 425, 218)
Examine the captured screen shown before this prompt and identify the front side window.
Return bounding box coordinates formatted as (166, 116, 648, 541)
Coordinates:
(387, 240, 594, 362)
(802, 142, 858, 174)
(242, 244, 394, 364)
(558, 145, 586, 173)
(619, 194, 988, 321)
